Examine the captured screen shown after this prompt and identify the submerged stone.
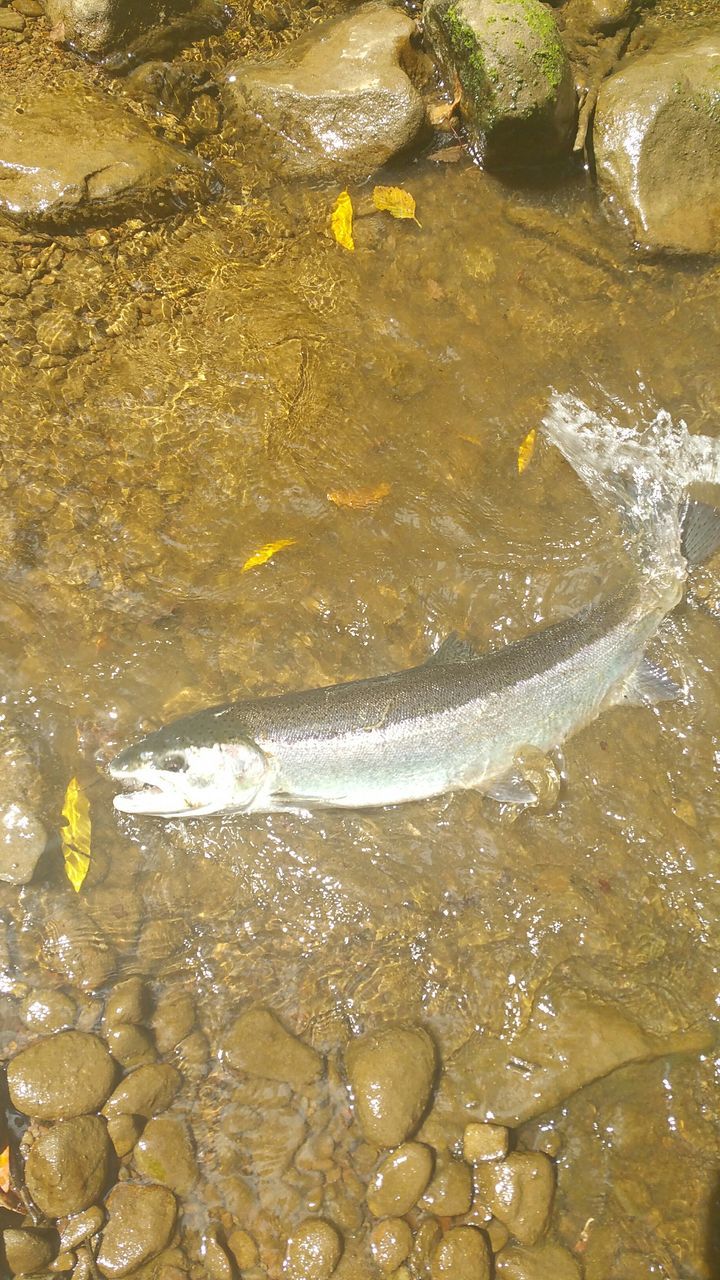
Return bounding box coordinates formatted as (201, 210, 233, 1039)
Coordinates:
(594, 29, 720, 254)
(367, 1142, 434, 1216)
(134, 1115, 198, 1194)
(474, 1152, 555, 1245)
(431, 1226, 492, 1279)
(2, 1227, 58, 1276)
(8, 1031, 116, 1119)
(0, 79, 211, 231)
(44, 0, 227, 59)
(284, 1219, 343, 1280)
(223, 1007, 323, 1089)
(25, 1116, 114, 1217)
(346, 1024, 437, 1148)
(103, 1063, 182, 1119)
(423, 0, 575, 164)
(0, 800, 46, 885)
(96, 1184, 177, 1278)
(224, 2, 425, 180)
(495, 1240, 581, 1279)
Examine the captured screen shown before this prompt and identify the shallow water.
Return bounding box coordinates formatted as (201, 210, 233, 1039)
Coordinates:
(2, 8, 720, 1279)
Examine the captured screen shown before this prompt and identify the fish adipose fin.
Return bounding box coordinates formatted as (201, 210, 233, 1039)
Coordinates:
(427, 632, 479, 665)
(680, 499, 720, 567)
(622, 657, 682, 706)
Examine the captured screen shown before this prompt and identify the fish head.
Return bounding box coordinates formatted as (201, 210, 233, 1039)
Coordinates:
(109, 724, 268, 818)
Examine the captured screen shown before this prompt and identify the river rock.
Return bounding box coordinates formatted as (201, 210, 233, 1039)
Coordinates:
(346, 1024, 436, 1148)
(223, 1007, 323, 1089)
(134, 1115, 198, 1194)
(107, 1113, 144, 1160)
(496, 1240, 581, 1279)
(431, 1226, 492, 1280)
(58, 1206, 106, 1253)
(2, 1227, 58, 1276)
(152, 989, 196, 1053)
(464, 1122, 509, 1162)
(224, 2, 425, 180)
(0, 79, 210, 232)
(0, 800, 46, 885)
(367, 1142, 434, 1216)
(104, 977, 149, 1027)
(8, 1031, 116, 1119)
(425, 992, 712, 1137)
(96, 1184, 177, 1278)
(44, 0, 226, 59)
(21, 989, 77, 1033)
(420, 1150, 473, 1216)
(475, 1153, 555, 1246)
(284, 1219, 343, 1280)
(104, 1024, 157, 1070)
(594, 29, 720, 254)
(25, 1116, 114, 1217)
(103, 1063, 181, 1119)
(423, 0, 575, 164)
(369, 1218, 413, 1272)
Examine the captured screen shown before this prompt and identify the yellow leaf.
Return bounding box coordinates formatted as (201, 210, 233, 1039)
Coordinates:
(459, 433, 483, 447)
(517, 428, 537, 474)
(241, 539, 296, 572)
(372, 185, 421, 227)
(60, 776, 91, 893)
(331, 190, 354, 251)
(0, 1146, 10, 1194)
(327, 482, 391, 510)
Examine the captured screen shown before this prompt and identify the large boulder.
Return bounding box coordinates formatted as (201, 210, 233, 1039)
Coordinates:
(44, 0, 227, 61)
(423, 0, 575, 165)
(223, 3, 425, 180)
(0, 78, 212, 230)
(594, 29, 720, 254)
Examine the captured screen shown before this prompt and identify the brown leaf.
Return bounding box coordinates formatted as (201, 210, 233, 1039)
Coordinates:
(327, 482, 391, 510)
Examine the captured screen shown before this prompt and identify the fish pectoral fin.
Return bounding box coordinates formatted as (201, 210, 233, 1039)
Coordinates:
(426, 631, 480, 665)
(481, 771, 539, 807)
(622, 657, 682, 706)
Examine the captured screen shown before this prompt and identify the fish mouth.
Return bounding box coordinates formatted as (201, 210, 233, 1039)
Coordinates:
(108, 763, 193, 818)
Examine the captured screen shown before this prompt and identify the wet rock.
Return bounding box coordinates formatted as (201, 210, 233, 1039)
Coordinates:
(224, 2, 425, 180)
(367, 1142, 434, 1216)
(423, 0, 575, 164)
(13, 0, 44, 15)
(496, 1240, 581, 1279)
(0, 79, 210, 232)
(0, 10, 25, 30)
(346, 1024, 436, 1148)
(284, 1219, 343, 1280)
(103, 1063, 181, 1119)
(58, 1207, 105, 1253)
(464, 1122, 509, 1163)
(0, 800, 46, 885)
(227, 1229, 258, 1271)
(104, 1024, 157, 1070)
(431, 1226, 492, 1280)
(594, 30, 720, 253)
(202, 1230, 233, 1280)
(474, 1153, 555, 1246)
(134, 1115, 198, 1194)
(410, 1219, 443, 1275)
(223, 1007, 323, 1089)
(151, 988, 194, 1049)
(21, 989, 77, 1033)
(8, 1031, 116, 1119)
(44, 0, 226, 59)
(420, 1151, 473, 1216)
(96, 1184, 177, 1278)
(2, 1227, 58, 1276)
(39, 906, 117, 992)
(25, 1116, 114, 1217)
(369, 1218, 413, 1272)
(35, 309, 86, 357)
(151, 990, 195, 1054)
(107, 1113, 144, 1160)
(104, 977, 149, 1027)
(428, 992, 713, 1134)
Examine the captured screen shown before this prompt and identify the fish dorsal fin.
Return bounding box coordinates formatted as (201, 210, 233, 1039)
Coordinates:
(426, 632, 479, 665)
(622, 657, 682, 706)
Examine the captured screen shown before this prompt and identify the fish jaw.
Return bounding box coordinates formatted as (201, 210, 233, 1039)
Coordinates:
(109, 739, 269, 818)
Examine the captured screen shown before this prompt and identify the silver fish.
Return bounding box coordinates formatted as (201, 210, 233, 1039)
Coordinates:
(109, 399, 720, 819)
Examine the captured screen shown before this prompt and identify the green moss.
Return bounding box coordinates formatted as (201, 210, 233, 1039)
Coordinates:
(510, 0, 566, 92)
(437, 1, 497, 120)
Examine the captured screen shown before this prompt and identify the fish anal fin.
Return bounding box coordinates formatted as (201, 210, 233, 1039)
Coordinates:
(427, 631, 479, 665)
(482, 772, 539, 806)
(622, 657, 681, 706)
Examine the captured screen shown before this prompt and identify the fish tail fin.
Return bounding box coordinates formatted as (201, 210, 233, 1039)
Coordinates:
(542, 392, 720, 589)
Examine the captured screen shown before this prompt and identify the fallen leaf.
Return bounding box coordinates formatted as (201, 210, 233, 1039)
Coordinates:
(459, 433, 483, 447)
(517, 428, 537, 474)
(331, 190, 354, 251)
(327, 482, 391, 509)
(60, 777, 91, 893)
(372, 185, 421, 227)
(241, 539, 296, 572)
(0, 1146, 10, 1194)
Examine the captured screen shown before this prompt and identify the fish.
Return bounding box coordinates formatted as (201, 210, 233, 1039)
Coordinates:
(109, 396, 720, 819)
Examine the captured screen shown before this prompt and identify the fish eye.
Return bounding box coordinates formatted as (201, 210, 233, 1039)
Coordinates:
(161, 752, 187, 773)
